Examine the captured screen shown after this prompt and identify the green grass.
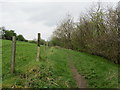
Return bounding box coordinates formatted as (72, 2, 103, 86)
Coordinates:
(64, 49, 119, 88)
(2, 40, 119, 88)
(2, 40, 76, 88)
(0, 39, 2, 88)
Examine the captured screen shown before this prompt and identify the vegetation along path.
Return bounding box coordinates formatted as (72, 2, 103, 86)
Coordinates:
(67, 52, 87, 88)
(69, 61, 87, 88)
(2, 40, 119, 88)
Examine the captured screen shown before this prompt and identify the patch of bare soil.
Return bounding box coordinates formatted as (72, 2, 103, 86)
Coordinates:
(69, 62, 87, 88)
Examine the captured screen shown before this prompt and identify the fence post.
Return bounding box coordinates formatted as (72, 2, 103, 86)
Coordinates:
(47, 41, 48, 47)
(36, 33, 40, 61)
(44, 41, 46, 54)
(11, 36, 16, 73)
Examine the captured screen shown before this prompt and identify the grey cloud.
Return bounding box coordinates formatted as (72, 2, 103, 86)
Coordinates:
(21, 2, 91, 26)
(22, 3, 67, 26)
(1, 2, 117, 40)
(1, 2, 92, 27)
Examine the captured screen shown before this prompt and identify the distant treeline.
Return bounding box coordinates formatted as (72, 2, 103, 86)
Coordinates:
(0, 27, 46, 45)
(0, 27, 27, 42)
(50, 3, 120, 64)
(28, 39, 46, 45)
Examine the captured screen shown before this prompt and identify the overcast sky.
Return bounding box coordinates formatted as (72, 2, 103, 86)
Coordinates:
(0, 0, 119, 40)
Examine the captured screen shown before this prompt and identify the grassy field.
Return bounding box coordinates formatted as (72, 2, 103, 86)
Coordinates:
(2, 40, 119, 88)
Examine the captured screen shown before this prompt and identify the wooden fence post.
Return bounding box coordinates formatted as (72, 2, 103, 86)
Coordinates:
(11, 36, 16, 73)
(47, 41, 48, 47)
(44, 41, 46, 54)
(36, 33, 40, 61)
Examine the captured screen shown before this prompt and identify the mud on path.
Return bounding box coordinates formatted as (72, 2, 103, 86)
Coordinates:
(67, 52, 87, 88)
(69, 61, 87, 88)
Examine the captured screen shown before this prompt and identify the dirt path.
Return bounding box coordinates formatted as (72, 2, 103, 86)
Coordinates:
(66, 52, 87, 88)
(69, 61, 87, 88)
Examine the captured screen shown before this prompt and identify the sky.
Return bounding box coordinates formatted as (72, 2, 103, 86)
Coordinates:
(0, 0, 119, 40)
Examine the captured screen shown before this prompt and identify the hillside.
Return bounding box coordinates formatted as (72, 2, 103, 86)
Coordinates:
(2, 40, 119, 88)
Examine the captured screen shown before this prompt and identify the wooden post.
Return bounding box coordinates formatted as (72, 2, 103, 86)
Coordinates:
(36, 33, 40, 61)
(47, 41, 49, 47)
(44, 41, 46, 54)
(11, 36, 16, 73)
